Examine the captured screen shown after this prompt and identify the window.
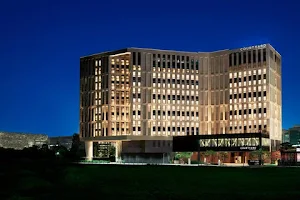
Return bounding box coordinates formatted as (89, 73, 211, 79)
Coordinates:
(133, 52, 136, 65)
(238, 53, 242, 65)
(138, 53, 141, 65)
(243, 52, 247, 64)
(263, 49, 266, 62)
(258, 50, 261, 62)
(248, 51, 252, 63)
(233, 53, 237, 66)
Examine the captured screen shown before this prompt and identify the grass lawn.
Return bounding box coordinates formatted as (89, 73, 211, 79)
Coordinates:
(1, 161, 300, 200)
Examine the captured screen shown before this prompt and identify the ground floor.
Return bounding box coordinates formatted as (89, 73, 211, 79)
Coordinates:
(82, 133, 281, 164)
(190, 152, 250, 164)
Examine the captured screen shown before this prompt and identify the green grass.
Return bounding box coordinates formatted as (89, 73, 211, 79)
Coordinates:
(2, 162, 300, 200)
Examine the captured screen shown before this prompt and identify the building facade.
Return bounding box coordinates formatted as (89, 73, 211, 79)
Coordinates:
(48, 136, 73, 150)
(80, 44, 282, 162)
(282, 125, 300, 145)
(0, 131, 48, 150)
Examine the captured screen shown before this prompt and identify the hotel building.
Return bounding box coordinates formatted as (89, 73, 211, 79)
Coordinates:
(80, 44, 282, 163)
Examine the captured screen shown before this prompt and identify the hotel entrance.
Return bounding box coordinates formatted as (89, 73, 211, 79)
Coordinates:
(228, 152, 248, 164)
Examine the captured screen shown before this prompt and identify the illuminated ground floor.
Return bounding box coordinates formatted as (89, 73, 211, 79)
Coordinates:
(82, 135, 173, 163)
(82, 133, 280, 164)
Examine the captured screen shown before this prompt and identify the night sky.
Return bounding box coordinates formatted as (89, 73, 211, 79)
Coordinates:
(0, 0, 299, 136)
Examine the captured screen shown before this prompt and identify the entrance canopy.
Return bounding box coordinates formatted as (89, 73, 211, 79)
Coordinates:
(173, 133, 270, 152)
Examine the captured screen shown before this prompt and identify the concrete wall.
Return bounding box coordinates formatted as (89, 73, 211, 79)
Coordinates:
(0, 132, 48, 150)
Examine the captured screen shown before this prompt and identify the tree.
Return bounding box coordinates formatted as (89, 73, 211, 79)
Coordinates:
(218, 152, 229, 164)
(108, 144, 116, 158)
(174, 152, 193, 163)
(250, 149, 271, 164)
(204, 150, 216, 163)
(179, 152, 193, 159)
(70, 133, 80, 153)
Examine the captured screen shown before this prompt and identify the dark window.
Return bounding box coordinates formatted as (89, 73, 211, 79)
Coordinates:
(137, 53, 141, 65)
(258, 50, 261, 62)
(229, 54, 232, 66)
(258, 75, 261, 80)
(239, 110, 242, 115)
(263, 74, 266, 79)
(263, 49, 266, 62)
(230, 110, 233, 115)
(264, 108, 267, 113)
(248, 92, 252, 98)
(133, 52, 136, 65)
(243, 93, 246, 98)
(244, 77, 246, 82)
(244, 110, 247, 114)
(238, 53, 242, 65)
(153, 127, 156, 131)
(264, 91, 266, 96)
(253, 51, 256, 63)
(233, 53, 237, 66)
(248, 51, 252, 63)
(249, 109, 252, 114)
(249, 76, 252, 81)
(243, 52, 246, 64)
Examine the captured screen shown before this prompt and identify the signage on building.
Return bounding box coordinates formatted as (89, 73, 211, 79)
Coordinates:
(240, 44, 266, 51)
(240, 146, 257, 150)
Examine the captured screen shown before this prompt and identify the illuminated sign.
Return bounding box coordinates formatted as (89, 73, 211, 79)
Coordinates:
(240, 147, 257, 150)
(240, 44, 266, 51)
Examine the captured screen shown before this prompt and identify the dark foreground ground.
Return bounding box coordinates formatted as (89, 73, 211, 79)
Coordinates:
(1, 161, 300, 200)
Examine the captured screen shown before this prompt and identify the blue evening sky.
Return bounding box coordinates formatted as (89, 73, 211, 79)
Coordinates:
(0, 0, 299, 136)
